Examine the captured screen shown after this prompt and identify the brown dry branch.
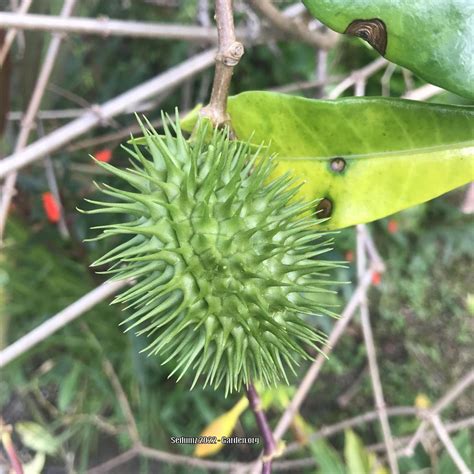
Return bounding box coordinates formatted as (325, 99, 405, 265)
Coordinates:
(0, 49, 216, 179)
(328, 57, 387, 99)
(0, 11, 239, 42)
(430, 415, 471, 473)
(0, 280, 129, 368)
(283, 406, 418, 457)
(272, 415, 474, 472)
(403, 83, 444, 100)
(357, 225, 399, 474)
(248, 0, 338, 50)
(82, 324, 141, 446)
(0, 0, 33, 66)
(402, 369, 474, 455)
(0, 0, 77, 241)
(87, 445, 246, 473)
(200, 0, 244, 129)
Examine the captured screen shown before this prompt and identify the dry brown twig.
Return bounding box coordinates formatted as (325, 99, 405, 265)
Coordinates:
(248, 0, 338, 50)
(0, 0, 33, 66)
(200, 0, 244, 128)
(0, 0, 77, 242)
(0, 11, 232, 42)
(357, 225, 399, 474)
(402, 369, 474, 456)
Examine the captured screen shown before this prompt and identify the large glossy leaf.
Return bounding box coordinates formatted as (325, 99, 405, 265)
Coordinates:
(227, 91, 474, 230)
(303, 0, 474, 99)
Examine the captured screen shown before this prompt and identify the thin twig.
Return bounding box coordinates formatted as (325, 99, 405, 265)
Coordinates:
(328, 57, 387, 99)
(87, 448, 138, 474)
(0, 280, 129, 368)
(273, 414, 474, 474)
(248, 0, 338, 50)
(403, 83, 444, 101)
(356, 225, 398, 474)
(268, 75, 342, 94)
(0, 48, 217, 180)
(337, 364, 368, 408)
(0, 12, 243, 42)
(402, 369, 474, 455)
(390, 417, 474, 455)
(461, 182, 474, 214)
(83, 324, 140, 446)
(0, 0, 33, 67)
(138, 445, 246, 471)
(429, 415, 471, 474)
(360, 226, 385, 272)
(283, 406, 417, 457)
(0, 0, 77, 241)
(381, 62, 397, 97)
(200, 0, 244, 128)
(246, 382, 277, 474)
(66, 116, 166, 152)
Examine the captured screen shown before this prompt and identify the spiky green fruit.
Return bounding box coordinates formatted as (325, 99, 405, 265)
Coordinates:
(85, 115, 338, 393)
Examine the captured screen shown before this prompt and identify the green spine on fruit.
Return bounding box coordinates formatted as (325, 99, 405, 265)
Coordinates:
(85, 115, 339, 393)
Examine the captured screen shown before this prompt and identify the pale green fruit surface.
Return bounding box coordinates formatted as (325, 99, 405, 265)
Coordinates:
(85, 117, 339, 393)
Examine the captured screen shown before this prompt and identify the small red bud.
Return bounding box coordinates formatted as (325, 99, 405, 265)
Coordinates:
(387, 219, 399, 234)
(42, 192, 61, 223)
(345, 250, 354, 262)
(371, 271, 382, 286)
(94, 148, 112, 163)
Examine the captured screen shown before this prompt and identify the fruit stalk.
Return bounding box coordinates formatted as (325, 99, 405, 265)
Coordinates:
(246, 382, 277, 474)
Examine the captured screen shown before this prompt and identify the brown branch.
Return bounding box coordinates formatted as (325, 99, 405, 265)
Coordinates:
(0, 11, 237, 42)
(138, 445, 247, 471)
(81, 323, 141, 446)
(356, 225, 398, 474)
(0, 0, 77, 242)
(430, 415, 471, 474)
(328, 57, 387, 99)
(0, 280, 129, 368)
(402, 369, 474, 456)
(248, 0, 338, 50)
(0, 0, 33, 67)
(273, 416, 474, 472)
(0, 49, 216, 180)
(87, 448, 138, 474)
(200, 0, 244, 129)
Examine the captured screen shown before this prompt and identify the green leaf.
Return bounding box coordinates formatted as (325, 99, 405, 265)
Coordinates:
(437, 429, 473, 474)
(310, 438, 346, 474)
(15, 422, 60, 455)
(302, 0, 474, 99)
(227, 91, 474, 230)
(58, 364, 81, 412)
(344, 430, 371, 474)
(23, 453, 46, 474)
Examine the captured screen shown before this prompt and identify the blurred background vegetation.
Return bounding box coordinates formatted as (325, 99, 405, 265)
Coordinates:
(0, 0, 473, 472)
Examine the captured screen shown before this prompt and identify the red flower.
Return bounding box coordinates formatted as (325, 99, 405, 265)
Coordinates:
(345, 250, 354, 262)
(387, 219, 399, 234)
(42, 192, 61, 223)
(371, 271, 382, 286)
(94, 148, 112, 163)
